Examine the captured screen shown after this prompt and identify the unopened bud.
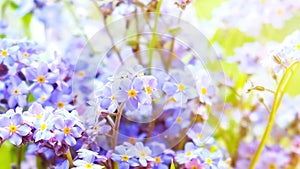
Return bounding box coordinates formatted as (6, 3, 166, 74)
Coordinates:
(254, 86, 265, 91)
(273, 55, 282, 65)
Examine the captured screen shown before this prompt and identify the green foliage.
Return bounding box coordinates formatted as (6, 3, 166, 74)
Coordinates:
(170, 160, 176, 169)
(260, 16, 300, 42)
(21, 13, 33, 38)
(0, 142, 12, 169)
(211, 28, 256, 56)
(27, 92, 35, 103)
(194, 0, 227, 20)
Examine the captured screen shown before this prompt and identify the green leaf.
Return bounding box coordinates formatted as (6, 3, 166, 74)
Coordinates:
(0, 142, 13, 169)
(210, 28, 255, 56)
(27, 92, 35, 103)
(1, 0, 10, 18)
(260, 16, 300, 42)
(21, 13, 33, 38)
(170, 160, 176, 169)
(194, 0, 228, 20)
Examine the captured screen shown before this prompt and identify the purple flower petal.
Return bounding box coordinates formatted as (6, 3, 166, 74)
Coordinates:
(11, 113, 23, 125)
(54, 118, 64, 129)
(0, 116, 10, 127)
(71, 127, 82, 138)
(9, 133, 22, 146)
(65, 135, 76, 146)
(16, 125, 31, 136)
(0, 128, 10, 139)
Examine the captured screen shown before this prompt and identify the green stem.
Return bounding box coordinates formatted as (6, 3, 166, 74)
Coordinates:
(249, 61, 300, 169)
(66, 149, 73, 168)
(148, 0, 163, 74)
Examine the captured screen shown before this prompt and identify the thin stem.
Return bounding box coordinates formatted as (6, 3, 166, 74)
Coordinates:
(148, 0, 163, 74)
(259, 98, 271, 113)
(105, 115, 115, 128)
(112, 102, 125, 150)
(133, 9, 143, 65)
(66, 149, 74, 168)
(248, 61, 300, 169)
(166, 11, 183, 71)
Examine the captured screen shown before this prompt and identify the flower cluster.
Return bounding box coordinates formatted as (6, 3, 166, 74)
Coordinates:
(0, 0, 300, 169)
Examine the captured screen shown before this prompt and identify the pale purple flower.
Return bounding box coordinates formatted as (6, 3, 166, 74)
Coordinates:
(8, 78, 28, 108)
(162, 69, 197, 104)
(25, 62, 57, 94)
(111, 144, 139, 169)
(0, 112, 31, 145)
(33, 110, 54, 142)
(133, 142, 153, 167)
(175, 142, 198, 164)
(53, 118, 82, 146)
(95, 85, 118, 113)
(255, 146, 290, 169)
(115, 78, 149, 111)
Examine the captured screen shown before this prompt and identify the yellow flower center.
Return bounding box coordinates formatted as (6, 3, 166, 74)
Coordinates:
(296, 44, 300, 50)
(128, 89, 137, 98)
(201, 87, 207, 95)
(176, 117, 183, 123)
(185, 151, 192, 156)
(192, 166, 198, 169)
(37, 75, 45, 84)
(140, 152, 146, 158)
(23, 52, 29, 58)
(269, 163, 276, 169)
(1, 50, 8, 57)
(85, 163, 93, 168)
(57, 102, 65, 108)
(9, 125, 17, 133)
(145, 86, 152, 94)
(128, 137, 136, 144)
(154, 156, 161, 164)
(260, 0, 267, 4)
(205, 158, 212, 165)
(178, 83, 185, 91)
(41, 123, 47, 131)
(110, 95, 115, 101)
(197, 133, 203, 138)
(36, 114, 43, 119)
(122, 155, 129, 162)
(13, 89, 19, 95)
(40, 97, 46, 101)
(63, 127, 71, 134)
(78, 71, 85, 77)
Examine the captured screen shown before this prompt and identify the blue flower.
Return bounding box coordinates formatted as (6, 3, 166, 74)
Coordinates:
(111, 144, 139, 169)
(132, 142, 153, 167)
(162, 69, 197, 104)
(25, 62, 57, 94)
(7, 77, 28, 108)
(115, 77, 149, 111)
(95, 84, 118, 113)
(175, 142, 199, 164)
(53, 118, 82, 146)
(0, 111, 31, 145)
